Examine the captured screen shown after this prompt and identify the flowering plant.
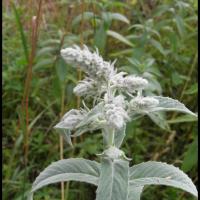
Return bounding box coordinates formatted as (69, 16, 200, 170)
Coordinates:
(30, 45, 198, 200)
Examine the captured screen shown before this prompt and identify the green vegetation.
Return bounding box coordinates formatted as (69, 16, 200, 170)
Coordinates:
(3, 0, 197, 199)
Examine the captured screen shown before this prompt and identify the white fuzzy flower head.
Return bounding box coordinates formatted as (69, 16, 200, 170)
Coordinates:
(54, 109, 87, 130)
(103, 146, 124, 159)
(61, 45, 115, 79)
(73, 78, 97, 97)
(123, 75, 148, 92)
(110, 72, 127, 88)
(104, 95, 129, 129)
(130, 96, 159, 111)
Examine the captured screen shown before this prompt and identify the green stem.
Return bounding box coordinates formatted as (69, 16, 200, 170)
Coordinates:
(108, 128, 115, 146)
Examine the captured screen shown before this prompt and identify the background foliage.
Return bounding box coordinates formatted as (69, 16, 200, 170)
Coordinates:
(3, 0, 198, 199)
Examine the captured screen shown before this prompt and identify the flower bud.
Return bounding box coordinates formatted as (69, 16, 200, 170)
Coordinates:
(123, 75, 148, 92)
(130, 96, 159, 111)
(73, 78, 97, 97)
(54, 109, 86, 130)
(61, 45, 115, 80)
(104, 95, 129, 129)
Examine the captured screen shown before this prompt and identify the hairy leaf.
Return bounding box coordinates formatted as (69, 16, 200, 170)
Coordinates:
(128, 186, 144, 200)
(96, 158, 129, 200)
(129, 161, 198, 197)
(31, 159, 100, 193)
(151, 96, 197, 117)
(167, 114, 198, 123)
(114, 125, 126, 148)
(147, 112, 170, 131)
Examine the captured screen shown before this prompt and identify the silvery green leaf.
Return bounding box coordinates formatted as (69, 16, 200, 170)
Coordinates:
(72, 103, 105, 138)
(102, 127, 111, 147)
(76, 102, 104, 128)
(96, 158, 129, 200)
(167, 114, 198, 124)
(54, 128, 73, 146)
(30, 159, 100, 195)
(114, 125, 126, 148)
(128, 113, 144, 121)
(150, 96, 197, 117)
(147, 111, 170, 131)
(129, 161, 198, 197)
(73, 121, 103, 138)
(62, 129, 73, 146)
(128, 186, 144, 200)
(72, 126, 91, 137)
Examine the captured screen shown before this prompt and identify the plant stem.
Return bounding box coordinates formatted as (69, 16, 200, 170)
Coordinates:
(108, 128, 115, 146)
(60, 135, 64, 200)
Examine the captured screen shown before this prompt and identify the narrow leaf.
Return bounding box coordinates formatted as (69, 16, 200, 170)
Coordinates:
(182, 138, 198, 172)
(108, 12, 130, 24)
(94, 23, 107, 55)
(174, 15, 186, 38)
(107, 30, 133, 47)
(33, 58, 54, 70)
(36, 47, 57, 57)
(72, 12, 96, 28)
(12, 3, 29, 62)
(55, 57, 67, 83)
(150, 39, 166, 56)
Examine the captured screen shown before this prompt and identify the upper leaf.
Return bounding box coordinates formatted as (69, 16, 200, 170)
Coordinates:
(147, 111, 170, 131)
(114, 125, 126, 148)
(129, 161, 198, 197)
(151, 96, 197, 117)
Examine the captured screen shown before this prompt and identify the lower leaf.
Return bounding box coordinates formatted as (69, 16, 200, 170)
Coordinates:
(128, 186, 144, 200)
(30, 158, 100, 197)
(129, 161, 198, 197)
(96, 158, 129, 200)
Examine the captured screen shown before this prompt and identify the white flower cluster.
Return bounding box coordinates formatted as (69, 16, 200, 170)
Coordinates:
(129, 96, 159, 114)
(123, 75, 148, 92)
(110, 73, 148, 93)
(104, 95, 129, 130)
(73, 78, 97, 97)
(97, 146, 132, 161)
(58, 45, 163, 135)
(61, 45, 115, 79)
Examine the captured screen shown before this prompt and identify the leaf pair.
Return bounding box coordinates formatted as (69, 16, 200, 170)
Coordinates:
(30, 158, 198, 200)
